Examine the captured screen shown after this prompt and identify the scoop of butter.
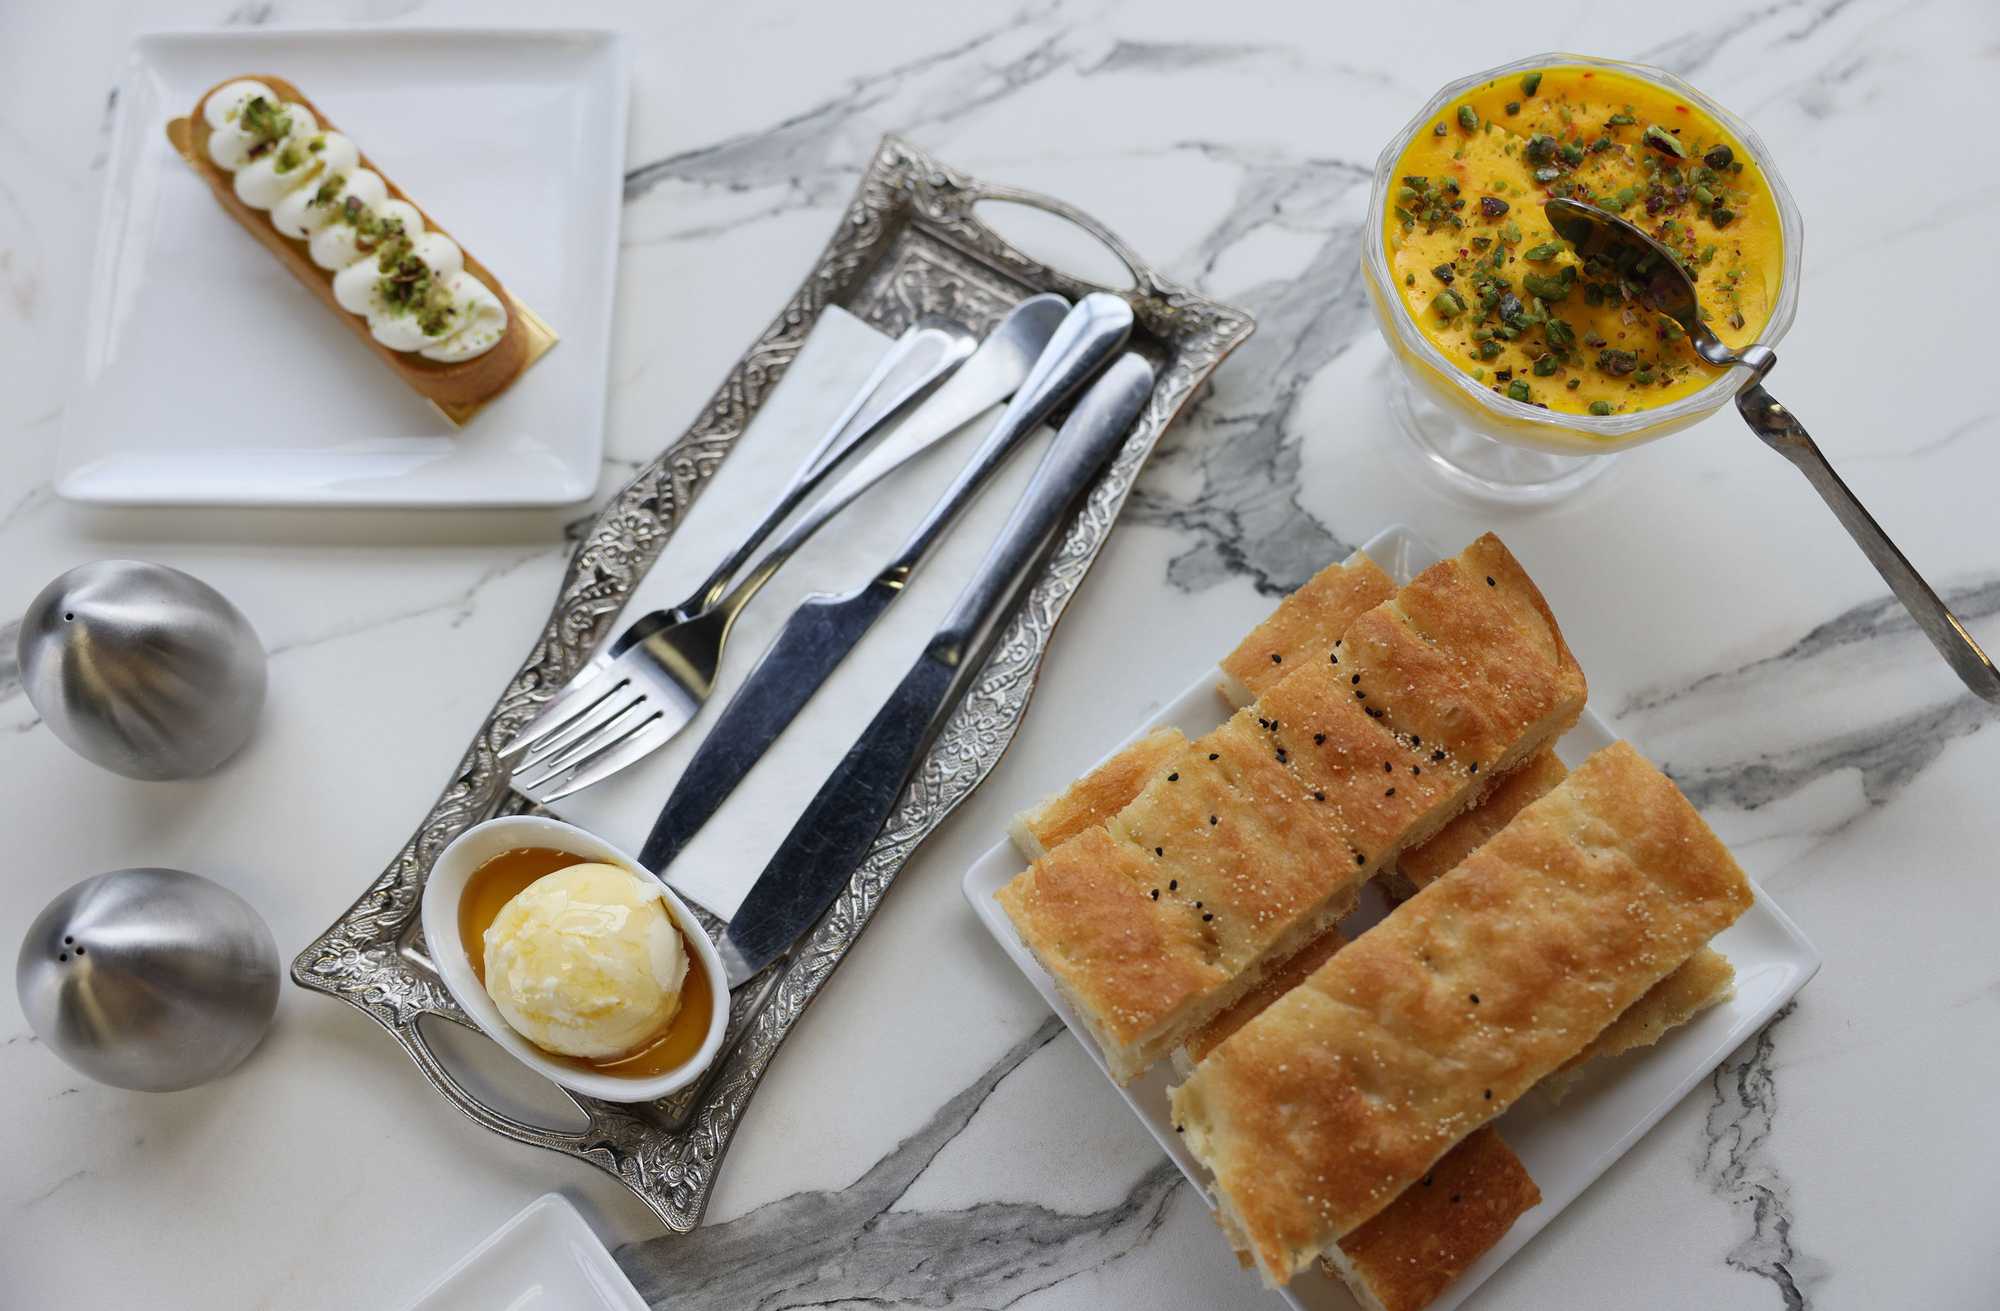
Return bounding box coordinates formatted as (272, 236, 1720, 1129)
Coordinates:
(482, 862, 688, 1060)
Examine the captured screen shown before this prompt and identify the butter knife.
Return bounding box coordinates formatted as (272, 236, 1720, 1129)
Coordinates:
(713, 350, 1156, 986)
(641, 293, 1137, 873)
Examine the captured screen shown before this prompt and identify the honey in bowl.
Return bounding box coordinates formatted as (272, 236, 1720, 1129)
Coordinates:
(457, 846, 713, 1080)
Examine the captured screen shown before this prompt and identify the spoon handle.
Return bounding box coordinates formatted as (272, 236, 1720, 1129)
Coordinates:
(1738, 384, 2000, 703)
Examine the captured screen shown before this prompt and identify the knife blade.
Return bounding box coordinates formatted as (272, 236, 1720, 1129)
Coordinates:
(640, 293, 1135, 873)
(714, 349, 1157, 986)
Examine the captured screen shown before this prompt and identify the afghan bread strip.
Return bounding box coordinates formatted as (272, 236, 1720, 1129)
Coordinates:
(1545, 946, 1736, 1100)
(1182, 923, 1347, 1067)
(997, 533, 1585, 1083)
(1169, 741, 1753, 1284)
(1322, 1126, 1541, 1311)
(1190, 934, 1540, 1311)
(1390, 746, 1569, 897)
(1008, 727, 1188, 861)
(1218, 552, 1397, 705)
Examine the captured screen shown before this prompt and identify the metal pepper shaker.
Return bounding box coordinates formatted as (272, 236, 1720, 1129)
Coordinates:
(17, 560, 266, 779)
(16, 868, 281, 1092)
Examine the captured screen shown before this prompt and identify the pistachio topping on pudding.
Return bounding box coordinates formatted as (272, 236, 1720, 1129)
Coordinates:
(200, 79, 508, 362)
(1384, 65, 1782, 418)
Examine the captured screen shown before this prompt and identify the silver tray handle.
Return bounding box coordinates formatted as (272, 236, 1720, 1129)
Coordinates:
(953, 181, 1169, 302)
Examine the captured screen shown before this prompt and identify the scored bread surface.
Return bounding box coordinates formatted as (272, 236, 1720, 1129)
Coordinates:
(1322, 1126, 1542, 1311)
(996, 533, 1586, 1084)
(1391, 746, 1569, 894)
(1169, 741, 1753, 1284)
(1009, 727, 1188, 861)
(1545, 946, 1736, 1100)
(1218, 552, 1398, 704)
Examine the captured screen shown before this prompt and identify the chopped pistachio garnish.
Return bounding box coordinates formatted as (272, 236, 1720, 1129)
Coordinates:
(1596, 348, 1639, 376)
(1642, 124, 1688, 158)
(238, 95, 290, 144)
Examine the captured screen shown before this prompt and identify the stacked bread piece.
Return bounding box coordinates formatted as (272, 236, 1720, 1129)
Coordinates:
(998, 534, 1588, 1082)
(995, 536, 1748, 1310)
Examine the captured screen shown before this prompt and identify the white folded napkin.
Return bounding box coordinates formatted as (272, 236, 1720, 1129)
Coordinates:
(552, 306, 1051, 919)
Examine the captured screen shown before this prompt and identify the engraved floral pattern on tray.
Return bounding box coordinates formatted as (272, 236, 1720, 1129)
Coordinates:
(292, 136, 1255, 1231)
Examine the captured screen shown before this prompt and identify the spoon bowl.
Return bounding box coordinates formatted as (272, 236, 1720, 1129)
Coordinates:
(1542, 198, 1765, 375)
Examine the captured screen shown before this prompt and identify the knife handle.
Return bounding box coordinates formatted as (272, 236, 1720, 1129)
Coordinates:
(882, 292, 1134, 581)
(678, 316, 975, 620)
(933, 352, 1155, 658)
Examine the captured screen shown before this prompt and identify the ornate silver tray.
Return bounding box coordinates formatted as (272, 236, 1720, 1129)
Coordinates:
(291, 136, 1254, 1232)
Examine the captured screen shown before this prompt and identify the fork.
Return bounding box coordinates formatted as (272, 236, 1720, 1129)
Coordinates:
(504, 297, 1073, 799)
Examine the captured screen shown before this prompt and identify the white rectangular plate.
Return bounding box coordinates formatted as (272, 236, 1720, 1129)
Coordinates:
(963, 523, 1821, 1311)
(59, 28, 627, 507)
(399, 1192, 646, 1311)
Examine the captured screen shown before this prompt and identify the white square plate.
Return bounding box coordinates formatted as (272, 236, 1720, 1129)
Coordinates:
(963, 524, 1821, 1311)
(59, 28, 627, 507)
(398, 1193, 646, 1311)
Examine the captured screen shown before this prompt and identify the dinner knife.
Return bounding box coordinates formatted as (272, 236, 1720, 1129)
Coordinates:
(640, 292, 1138, 873)
(712, 350, 1157, 987)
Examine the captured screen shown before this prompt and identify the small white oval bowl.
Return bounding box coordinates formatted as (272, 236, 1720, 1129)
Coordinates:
(419, 815, 728, 1104)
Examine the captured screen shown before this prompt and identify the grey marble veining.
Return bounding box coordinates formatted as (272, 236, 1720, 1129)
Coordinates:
(1127, 151, 1375, 596)
(622, 7, 1074, 220)
(617, 1019, 1186, 1310)
(1620, 579, 2000, 818)
(4, 2, 1999, 1307)
(260, 546, 562, 659)
(1700, 1006, 1826, 1310)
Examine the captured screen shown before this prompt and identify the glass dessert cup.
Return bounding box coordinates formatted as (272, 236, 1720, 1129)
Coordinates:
(1364, 53, 1804, 504)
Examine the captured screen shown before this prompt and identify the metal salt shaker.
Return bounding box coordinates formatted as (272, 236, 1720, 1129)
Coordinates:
(17, 560, 267, 779)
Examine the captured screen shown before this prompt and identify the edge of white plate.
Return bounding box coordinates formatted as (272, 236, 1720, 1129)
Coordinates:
(60, 27, 627, 509)
(398, 1191, 647, 1311)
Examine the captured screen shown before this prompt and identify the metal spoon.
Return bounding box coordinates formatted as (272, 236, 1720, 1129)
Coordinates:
(1546, 197, 2000, 703)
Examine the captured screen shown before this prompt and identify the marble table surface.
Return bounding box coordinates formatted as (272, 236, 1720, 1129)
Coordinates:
(4, 2, 1997, 1307)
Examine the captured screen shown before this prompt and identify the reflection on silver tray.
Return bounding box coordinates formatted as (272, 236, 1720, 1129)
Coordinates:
(291, 135, 1256, 1231)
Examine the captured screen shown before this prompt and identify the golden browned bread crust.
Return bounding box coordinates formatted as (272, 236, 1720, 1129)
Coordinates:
(996, 534, 1586, 1085)
(1184, 924, 1347, 1065)
(1009, 728, 1187, 860)
(993, 826, 1225, 1065)
(1545, 946, 1736, 1099)
(1169, 741, 1753, 1284)
(1336, 534, 1585, 773)
(1392, 747, 1569, 894)
(1219, 553, 1398, 704)
(169, 75, 532, 416)
(1323, 1126, 1542, 1311)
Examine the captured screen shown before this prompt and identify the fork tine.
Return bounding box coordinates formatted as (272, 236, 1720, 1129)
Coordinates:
(499, 662, 631, 759)
(526, 710, 685, 803)
(513, 694, 654, 786)
(516, 681, 646, 769)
